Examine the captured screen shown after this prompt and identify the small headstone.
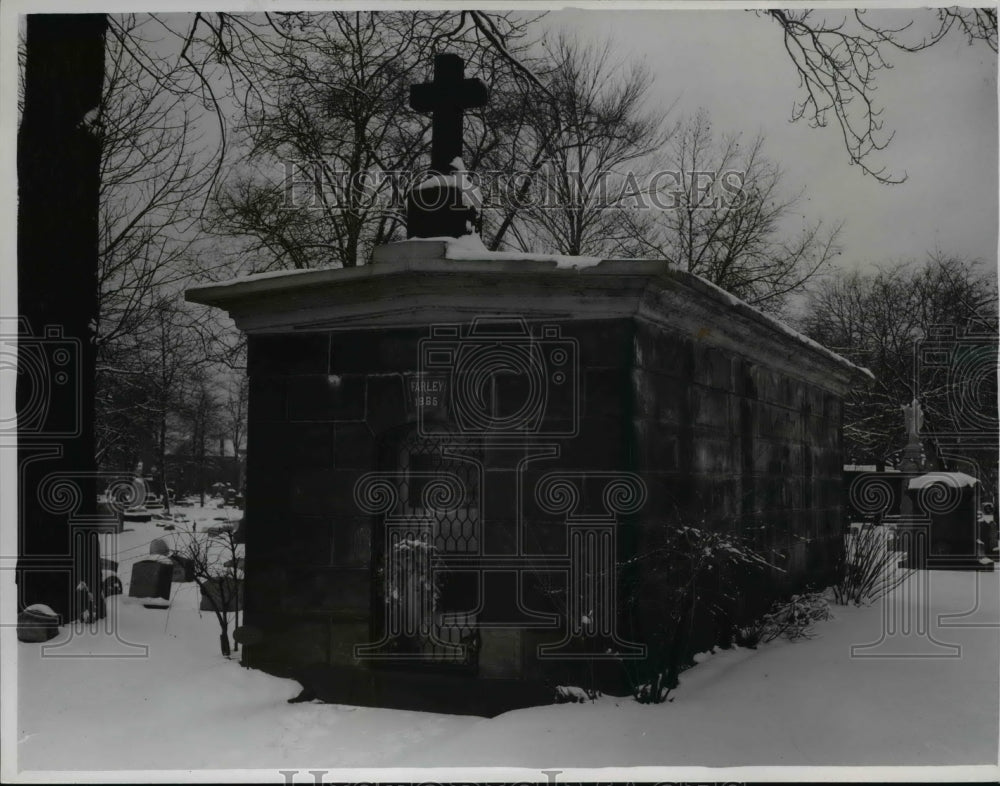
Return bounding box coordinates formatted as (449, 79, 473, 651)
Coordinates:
(170, 555, 194, 583)
(149, 538, 170, 556)
(102, 573, 123, 596)
(17, 604, 60, 643)
(123, 504, 152, 523)
(199, 576, 244, 612)
(129, 557, 173, 606)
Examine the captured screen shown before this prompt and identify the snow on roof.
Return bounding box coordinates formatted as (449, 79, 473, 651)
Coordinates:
(137, 553, 175, 565)
(23, 603, 58, 618)
(908, 472, 980, 490)
(685, 270, 875, 381)
(439, 233, 604, 268)
(186, 240, 872, 380)
(192, 265, 342, 288)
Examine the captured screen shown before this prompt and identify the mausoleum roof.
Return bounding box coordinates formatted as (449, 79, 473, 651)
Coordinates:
(186, 239, 873, 394)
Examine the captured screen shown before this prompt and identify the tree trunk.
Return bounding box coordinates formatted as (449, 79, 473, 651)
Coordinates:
(158, 414, 170, 514)
(17, 14, 108, 622)
(198, 415, 206, 507)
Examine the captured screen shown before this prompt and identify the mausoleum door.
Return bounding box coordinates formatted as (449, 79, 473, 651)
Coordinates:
(373, 428, 481, 668)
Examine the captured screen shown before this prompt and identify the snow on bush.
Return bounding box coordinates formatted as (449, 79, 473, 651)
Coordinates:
(172, 524, 245, 657)
(381, 536, 442, 648)
(735, 591, 832, 647)
(554, 685, 600, 703)
(619, 522, 781, 704)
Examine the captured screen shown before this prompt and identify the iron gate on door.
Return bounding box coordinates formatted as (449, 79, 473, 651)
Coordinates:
(360, 427, 482, 669)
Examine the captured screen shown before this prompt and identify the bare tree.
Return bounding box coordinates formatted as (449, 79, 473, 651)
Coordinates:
(207, 11, 537, 271)
(223, 375, 249, 491)
(765, 8, 997, 183)
(628, 111, 842, 315)
(96, 16, 220, 352)
(174, 524, 243, 657)
(799, 252, 997, 477)
(96, 295, 217, 516)
(180, 369, 225, 508)
(482, 34, 673, 257)
(93, 15, 229, 475)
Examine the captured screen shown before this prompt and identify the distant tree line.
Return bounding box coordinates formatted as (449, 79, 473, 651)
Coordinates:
(798, 252, 998, 497)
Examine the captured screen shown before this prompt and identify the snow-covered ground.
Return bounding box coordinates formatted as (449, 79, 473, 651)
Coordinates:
(402, 570, 999, 768)
(15, 504, 468, 773)
(11, 508, 1000, 778)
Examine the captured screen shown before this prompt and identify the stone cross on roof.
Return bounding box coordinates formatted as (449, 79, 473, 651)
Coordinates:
(410, 53, 488, 174)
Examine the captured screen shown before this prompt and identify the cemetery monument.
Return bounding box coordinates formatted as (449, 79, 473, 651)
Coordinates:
(187, 52, 872, 714)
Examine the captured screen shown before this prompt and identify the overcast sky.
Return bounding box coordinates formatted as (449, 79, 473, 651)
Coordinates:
(543, 7, 997, 273)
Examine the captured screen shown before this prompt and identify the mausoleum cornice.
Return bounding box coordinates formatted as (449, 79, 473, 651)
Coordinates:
(186, 240, 872, 395)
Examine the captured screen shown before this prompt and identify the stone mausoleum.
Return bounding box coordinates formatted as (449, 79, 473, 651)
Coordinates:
(187, 51, 872, 714)
(187, 238, 871, 713)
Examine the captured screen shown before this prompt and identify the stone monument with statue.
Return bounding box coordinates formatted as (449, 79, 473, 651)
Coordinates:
(898, 397, 925, 472)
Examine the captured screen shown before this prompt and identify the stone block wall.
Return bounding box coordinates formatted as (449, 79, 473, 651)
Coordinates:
(242, 320, 640, 680)
(241, 316, 846, 685)
(632, 320, 844, 627)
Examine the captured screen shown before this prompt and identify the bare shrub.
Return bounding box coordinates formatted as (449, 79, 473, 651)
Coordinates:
(736, 591, 831, 647)
(833, 522, 913, 606)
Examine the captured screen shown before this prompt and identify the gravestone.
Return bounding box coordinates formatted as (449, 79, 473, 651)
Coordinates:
(129, 557, 173, 606)
(149, 538, 170, 556)
(17, 604, 60, 643)
(903, 472, 990, 570)
(848, 400, 992, 571)
(199, 576, 244, 612)
(170, 555, 195, 583)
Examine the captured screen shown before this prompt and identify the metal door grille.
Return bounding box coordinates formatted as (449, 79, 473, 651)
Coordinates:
(371, 429, 482, 667)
